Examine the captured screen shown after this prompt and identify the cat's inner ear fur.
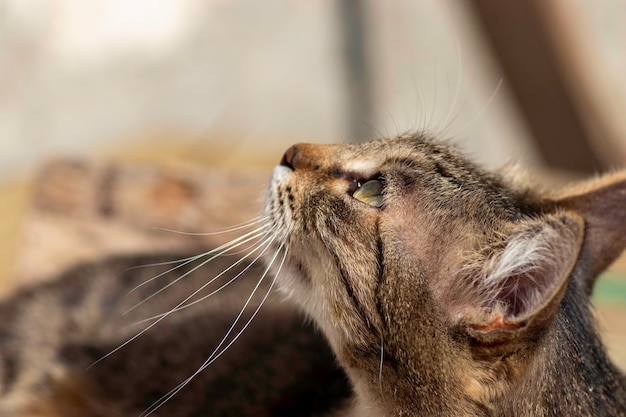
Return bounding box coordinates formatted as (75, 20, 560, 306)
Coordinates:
(444, 212, 584, 341)
(551, 171, 626, 289)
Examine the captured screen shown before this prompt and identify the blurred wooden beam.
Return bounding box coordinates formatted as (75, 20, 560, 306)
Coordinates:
(468, 0, 608, 174)
(538, 0, 626, 169)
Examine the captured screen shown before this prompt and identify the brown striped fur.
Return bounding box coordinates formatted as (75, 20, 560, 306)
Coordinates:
(265, 134, 626, 416)
(2, 134, 626, 416)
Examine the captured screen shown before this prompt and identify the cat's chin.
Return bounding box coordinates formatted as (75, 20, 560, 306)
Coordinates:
(270, 165, 293, 183)
(272, 253, 302, 283)
(272, 251, 314, 301)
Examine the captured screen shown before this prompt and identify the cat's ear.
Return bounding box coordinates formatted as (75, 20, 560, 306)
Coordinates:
(551, 171, 626, 289)
(453, 212, 584, 341)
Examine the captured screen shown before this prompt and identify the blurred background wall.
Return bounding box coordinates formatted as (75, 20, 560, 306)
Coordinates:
(3, 0, 625, 176)
(1, 0, 541, 177)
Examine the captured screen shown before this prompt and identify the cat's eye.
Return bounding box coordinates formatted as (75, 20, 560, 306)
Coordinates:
(352, 179, 384, 208)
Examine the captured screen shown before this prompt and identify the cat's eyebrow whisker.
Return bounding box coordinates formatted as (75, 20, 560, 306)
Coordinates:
(140, 244, 287, 417)
(362, 120, 387, 141)
(448, 78, 503, 138)
(127, 233, 277, 327)
(151, 215, 268, 236)
(427, 58, 439, 131)
(123, 228, 272, 314)
(117, 251, 227, 279)
(126, 225, 270, 296)
(438, 37, 464, 135)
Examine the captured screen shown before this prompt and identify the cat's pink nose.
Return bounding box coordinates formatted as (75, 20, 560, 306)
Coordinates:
(280, 145, 297, 170)
(280, 143, 322, 171)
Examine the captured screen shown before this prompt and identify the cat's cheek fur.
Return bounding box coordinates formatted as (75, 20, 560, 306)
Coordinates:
(267, 158, 385, 351)
(278, 218, 382, 351)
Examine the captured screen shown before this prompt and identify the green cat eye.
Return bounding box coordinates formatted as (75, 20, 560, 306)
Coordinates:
(352, 179, 384, 208)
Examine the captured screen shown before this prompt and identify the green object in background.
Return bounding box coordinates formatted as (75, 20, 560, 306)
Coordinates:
(594, 273, 626, 305)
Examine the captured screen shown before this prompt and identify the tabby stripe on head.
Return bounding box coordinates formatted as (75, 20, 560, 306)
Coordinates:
(384, 157, 420, 171)
(374, 218, 387, 329)
(375, 218, 385, 283)
(326, 247, 376, 331)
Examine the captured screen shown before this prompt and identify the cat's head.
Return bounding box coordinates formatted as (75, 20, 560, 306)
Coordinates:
(264, 134, 626, 414)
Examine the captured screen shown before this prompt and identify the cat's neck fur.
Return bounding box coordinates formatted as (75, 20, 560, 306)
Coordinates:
(339, 277, 626, 417)
(514, 288, 626, 416)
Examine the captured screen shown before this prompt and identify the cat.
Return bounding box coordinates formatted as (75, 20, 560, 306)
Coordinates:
(1, 133, 625, 416)
(265, 134, 626, 416)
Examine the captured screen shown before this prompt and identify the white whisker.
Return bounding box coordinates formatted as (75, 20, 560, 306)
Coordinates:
(124, 228, 271, 314)
(434, 2, 465, 134)
(132, 255, 203, 269)
(124, 254, 207, 293)
(127, 225, 270, 296)
(117, 253, 210, 279)
(87, 231, 274, 371)
(379, 336, 384, 394)
(427, 58, 439, 131)
(198, 246, 286, 367)
(152, 215, 267, 236)
(128, 233, 277, 326)
(212, 234, 274, 257)
(448, 78, 503, 138)
(140, 244, 288, 417)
